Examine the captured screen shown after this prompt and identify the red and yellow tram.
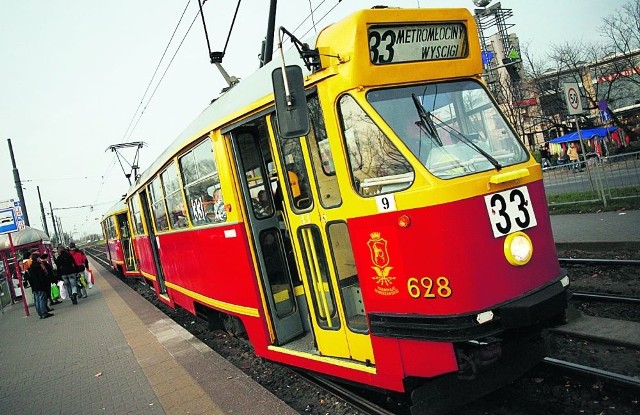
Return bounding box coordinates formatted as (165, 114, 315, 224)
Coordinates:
(101, 200, 141, 278)
(103, 7, 568, 413)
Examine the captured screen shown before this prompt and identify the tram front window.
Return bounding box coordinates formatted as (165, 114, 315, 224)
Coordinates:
(367, 80, 529, 179)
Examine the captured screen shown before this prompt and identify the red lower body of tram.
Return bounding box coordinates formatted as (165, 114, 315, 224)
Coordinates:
(105, 239, 141, 278)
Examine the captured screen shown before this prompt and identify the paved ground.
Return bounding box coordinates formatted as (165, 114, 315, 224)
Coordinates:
(0, 261, 297, 415)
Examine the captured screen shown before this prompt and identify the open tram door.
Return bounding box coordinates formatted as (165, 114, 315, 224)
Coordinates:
(228, 120, 304, 345)
(273, 70, 374, 364)
(115, 212, 137, 273)
(138, 190, 168, 295)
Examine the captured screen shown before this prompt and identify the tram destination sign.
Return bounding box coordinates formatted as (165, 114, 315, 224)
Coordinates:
(368, 22, 467, 65)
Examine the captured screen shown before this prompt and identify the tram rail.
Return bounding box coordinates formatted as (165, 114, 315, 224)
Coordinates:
(558, 257, 640, 266)
(296, 371, 402, 415)
(542, 357, 640, 389)
(572, 291, 640, 305)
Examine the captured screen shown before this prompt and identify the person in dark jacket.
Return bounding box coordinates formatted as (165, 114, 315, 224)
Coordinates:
(41, 252, 61, 307)
(55, 245, 79, 304)
(24, 252, 54, 319)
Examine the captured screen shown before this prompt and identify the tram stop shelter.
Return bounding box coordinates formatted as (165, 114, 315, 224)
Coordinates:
(0, 226, 52, 304)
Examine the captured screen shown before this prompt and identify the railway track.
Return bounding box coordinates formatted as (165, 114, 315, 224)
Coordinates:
(558, 257, 640, 266)
(572, 291, 640, 305)
(296, 371, 403, 415)
(542, 357, 640, 389)
(85, 246, 109, 267)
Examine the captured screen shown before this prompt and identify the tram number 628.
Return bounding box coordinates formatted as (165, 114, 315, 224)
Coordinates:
(407, 277, 452, 299)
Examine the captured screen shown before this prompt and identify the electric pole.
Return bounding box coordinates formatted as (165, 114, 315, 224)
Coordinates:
(7, 138, 30, 226)
(37, 186, 49, 236)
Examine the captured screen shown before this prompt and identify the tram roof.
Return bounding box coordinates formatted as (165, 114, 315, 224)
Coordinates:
(101, 198, 128, 222)
(130, 42, 311, 196)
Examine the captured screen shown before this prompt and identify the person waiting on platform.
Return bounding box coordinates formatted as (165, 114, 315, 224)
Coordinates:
(55, 245, 80, 304)
(69, 242, 89, 298)
(24, 252, 54, 319)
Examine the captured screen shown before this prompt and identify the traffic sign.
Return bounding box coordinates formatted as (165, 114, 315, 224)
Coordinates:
(563, 83, 583, 115)
(13, 200, 25, 230)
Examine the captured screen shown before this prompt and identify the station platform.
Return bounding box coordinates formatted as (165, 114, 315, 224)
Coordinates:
(0, 210, 638, 414)
(0, 261, 298, 415)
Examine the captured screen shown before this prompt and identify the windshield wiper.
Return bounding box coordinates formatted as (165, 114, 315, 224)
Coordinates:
(438, 123, 503, 171)
(411, 94, 442, 146)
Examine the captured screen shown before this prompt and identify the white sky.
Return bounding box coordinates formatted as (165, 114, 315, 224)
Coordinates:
(0, 0, 627, 238)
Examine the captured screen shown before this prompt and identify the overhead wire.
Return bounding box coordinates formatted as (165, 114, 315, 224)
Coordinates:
(297, 0, 342, 41)
(307, 0, 318, 36)
(289, 0, 328, 37)
(95, 1, 197, 208)
(222, 1, 242, 56)
(128, 9, 203, 137)
(122, 0, 193, 144)
(100, 0, 339, 211)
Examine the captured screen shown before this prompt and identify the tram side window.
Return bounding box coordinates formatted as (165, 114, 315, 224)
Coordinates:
(327, 222, 367, 334)
(271, 120, 313, 213)
(307, 94, 342, 208)
(148, 177, 169, 232)
(128, 195, 145, 236)
(179, 139, 226, 226)
(338, 95, 414, 197)
(106, 217, 117, 240)
(161, 162, 188, 230)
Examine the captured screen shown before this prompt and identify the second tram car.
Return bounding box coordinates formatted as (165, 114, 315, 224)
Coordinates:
(102, 7, 569, 413)
(101, 200, 141, 278)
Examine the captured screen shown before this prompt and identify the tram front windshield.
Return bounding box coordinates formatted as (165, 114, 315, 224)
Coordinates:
(367, 80, 529, 179)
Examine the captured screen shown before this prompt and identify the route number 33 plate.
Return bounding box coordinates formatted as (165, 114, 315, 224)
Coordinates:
(484, 186, 537, 238)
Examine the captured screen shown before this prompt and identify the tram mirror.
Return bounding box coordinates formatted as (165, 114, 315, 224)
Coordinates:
(272, 65, 310, 139)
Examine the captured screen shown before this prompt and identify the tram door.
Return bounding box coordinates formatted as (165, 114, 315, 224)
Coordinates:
(273, 94, 374, 364)
(139, 190, 167, 294)
(229, 121, 304, 345)
(116, 213, 137, 272)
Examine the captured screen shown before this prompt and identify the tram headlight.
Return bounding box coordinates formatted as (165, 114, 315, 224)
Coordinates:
(503, 231, 533, 266)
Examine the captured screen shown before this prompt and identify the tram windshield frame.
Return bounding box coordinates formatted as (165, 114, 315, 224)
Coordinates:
(366, 79, 529, 179)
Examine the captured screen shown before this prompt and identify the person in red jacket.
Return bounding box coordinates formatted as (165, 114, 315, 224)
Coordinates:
(69, 242, 89, 298)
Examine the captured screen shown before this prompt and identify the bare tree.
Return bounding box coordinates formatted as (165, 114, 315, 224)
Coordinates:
(601, 0, 640, 58)
(547, 40, 612, 113)
(524, 39, 628, 131)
